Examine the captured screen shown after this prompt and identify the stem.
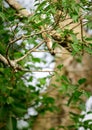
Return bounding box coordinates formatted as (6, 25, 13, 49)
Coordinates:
(15, 41, 44, 62)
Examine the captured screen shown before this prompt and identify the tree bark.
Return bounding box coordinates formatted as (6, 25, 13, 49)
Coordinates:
(32, 15, 92, 130)
(32, 46, 92, 130)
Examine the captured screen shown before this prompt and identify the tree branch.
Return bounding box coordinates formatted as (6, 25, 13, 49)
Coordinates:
(5, 0, 56, 54)
(0, 55, 16, 71)
(5, 0, 31, 17)
(15, 41, 44, 62)
(6, 35, 24, 57)
(0, 54, 9, 65)
(0, 54, 21, 71)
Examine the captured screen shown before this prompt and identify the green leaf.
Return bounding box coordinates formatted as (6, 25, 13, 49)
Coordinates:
(83, 91, 91, 98)
(36, 1, 48, 11)
(32, 57, 41, 63)
(0, 12, 5, 21)
(12, 104, 27, 117)
(7, 97, 14, 104)
(71, 12, 79, 22)
(42, 96, 55, 104)
(78, 78, 86, 85)
(7, 116, 17, 130)
(0, 106, 8, 121)
(49, 128, 55, 130)
(57, 64, 63, 70)
(85, 46, 92, 54)
(38, 78, 46, 85)
(61, 75, 70, 83)
(71, 44, 80, 53)
(70, 33, 78, 44)
(7, 116, 13, 130)
(68, 90, 83, 105)
(85, 37, 92, 41)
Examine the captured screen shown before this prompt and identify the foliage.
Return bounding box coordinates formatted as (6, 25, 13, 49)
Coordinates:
(0, 0, 92, 130)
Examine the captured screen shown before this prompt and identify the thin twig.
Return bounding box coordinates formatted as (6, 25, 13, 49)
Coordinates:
(15, 41, 44, 62)
(6, 28, 53, 57)
(80, 17, 84, 42)
(80, 16, 85, 54)
(70, 22, 81, 31)
(61, 21, 73, 30)
(20, 68, 92, 73)
(31, 50, 72, 54)
(6, 35, 23, 57)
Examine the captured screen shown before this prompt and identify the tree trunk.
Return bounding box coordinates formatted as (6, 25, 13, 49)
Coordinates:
(32, 15, 92, 130)
(32, 48, 92, 130)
